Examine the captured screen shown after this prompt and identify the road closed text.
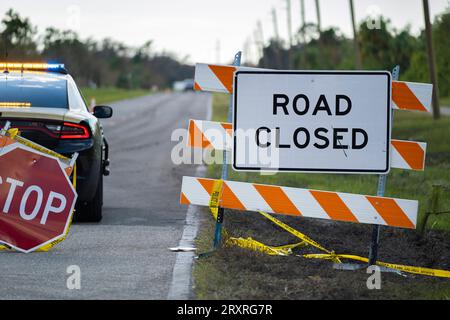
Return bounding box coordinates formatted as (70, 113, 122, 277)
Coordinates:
(255, 94, 369, 150)
(233, 71, 391, 173)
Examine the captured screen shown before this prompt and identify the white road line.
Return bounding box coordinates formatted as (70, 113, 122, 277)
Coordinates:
(167, 93, 211, 300)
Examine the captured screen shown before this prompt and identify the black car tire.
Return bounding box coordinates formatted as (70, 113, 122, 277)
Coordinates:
(75, 164, 103, 223)
(84, 172, 103, 222)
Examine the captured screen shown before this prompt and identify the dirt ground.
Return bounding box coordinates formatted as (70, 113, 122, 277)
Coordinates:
(194, 209, 450, 300)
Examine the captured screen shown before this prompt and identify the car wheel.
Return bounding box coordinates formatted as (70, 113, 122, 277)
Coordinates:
(75, 166, 103, 223)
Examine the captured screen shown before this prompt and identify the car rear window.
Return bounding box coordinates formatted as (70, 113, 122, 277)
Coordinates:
(0, 74, 68, 108)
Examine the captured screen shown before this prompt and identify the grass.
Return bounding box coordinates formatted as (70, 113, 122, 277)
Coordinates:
(80, 87, 150, 105)
(440, 96, 450, 107)
(192, 93, 450, 300)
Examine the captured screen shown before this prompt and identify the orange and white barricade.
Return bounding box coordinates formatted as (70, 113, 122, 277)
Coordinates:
(194, 63, 433, 113)
(180, 176, 418, 229)
(187, 119, 427, 171)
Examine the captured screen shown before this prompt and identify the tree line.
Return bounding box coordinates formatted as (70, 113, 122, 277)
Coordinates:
(258, 13, 450, 99)
(0, 9, 194, 89)
(2, 8, 449, 99)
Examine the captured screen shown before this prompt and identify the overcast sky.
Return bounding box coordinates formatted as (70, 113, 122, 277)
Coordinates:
(1, 0, 449, 64)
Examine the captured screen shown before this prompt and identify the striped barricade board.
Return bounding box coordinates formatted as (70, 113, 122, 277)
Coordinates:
(180, 176, 418, 229)
(194, 63, 433, 113)
(187, 119, 427, 171)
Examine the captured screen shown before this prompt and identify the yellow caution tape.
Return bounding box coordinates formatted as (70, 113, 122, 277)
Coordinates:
(228, 237, 307, 256)
(376, 261, 450, 278)
(13, 134, 69, 160)
(209, 179, 223, 221)
(226, 210, 450, 278)
(7, 128, 19, 139)
(207, 183, 335, 258)
(302, 253, 450, 278)
(35, 213, 74, 252)
(201, 170, 450, 278)
(4, 128, 69, 161)
(256, 211, 341, 263)
(72, 162, 77, 188)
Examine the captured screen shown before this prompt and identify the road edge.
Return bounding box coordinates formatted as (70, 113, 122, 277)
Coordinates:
(167, 93, 212, 300)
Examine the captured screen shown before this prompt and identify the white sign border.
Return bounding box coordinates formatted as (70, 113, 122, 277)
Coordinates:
(232, 70, 392, 174)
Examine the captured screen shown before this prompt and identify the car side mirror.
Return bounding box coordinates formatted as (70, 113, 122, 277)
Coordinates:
(93, 106, 113, 119)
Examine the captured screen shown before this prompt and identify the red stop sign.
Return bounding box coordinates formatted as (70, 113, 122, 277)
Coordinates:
(0, 145, 77, 253)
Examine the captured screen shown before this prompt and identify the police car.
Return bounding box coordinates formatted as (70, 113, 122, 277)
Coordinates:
(0, 63, 112, 222)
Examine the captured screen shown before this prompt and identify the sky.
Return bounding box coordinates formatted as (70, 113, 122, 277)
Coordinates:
(1, 0, 449, 65)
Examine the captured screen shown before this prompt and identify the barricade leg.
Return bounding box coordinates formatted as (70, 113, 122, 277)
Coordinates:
(212, 51, 241, 249)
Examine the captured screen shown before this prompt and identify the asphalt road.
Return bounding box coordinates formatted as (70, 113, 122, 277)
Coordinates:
(0, 91, 210, 299)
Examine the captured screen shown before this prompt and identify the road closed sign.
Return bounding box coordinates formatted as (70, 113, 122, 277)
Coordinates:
(233, 71, 392, 173)
(0, 144, 77, 253)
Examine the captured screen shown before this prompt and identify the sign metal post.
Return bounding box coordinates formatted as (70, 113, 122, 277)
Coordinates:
(368, 65, 400, 266)
(213, 51, 242, 249)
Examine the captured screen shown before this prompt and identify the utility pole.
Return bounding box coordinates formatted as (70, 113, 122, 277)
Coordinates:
(272, 7, 282, 69)
(315, 0, 322, 33)
(286, 0, 293, 47)
(257, 20, 265, 47)
(243, 38, 250, 65)
(286, 0, 293, 69)
(315, 0, 324, 66)
(256, 20, 267, 67)
(245, 36, 256, 66)
(253, 30, 263, 66)
(422, 0, 441, 119)
(300, 0, 306, 43)
(349, 0, 362, 69)
(272, 7, 280, 42)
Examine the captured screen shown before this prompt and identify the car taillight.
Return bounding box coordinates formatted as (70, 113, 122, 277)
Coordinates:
(45, 122, 90, 139)
(60, 122, 90, 139)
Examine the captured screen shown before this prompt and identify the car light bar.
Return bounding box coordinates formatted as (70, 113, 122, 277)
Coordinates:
(0, 102, 32, 108)
(0, 62, 65, 72)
